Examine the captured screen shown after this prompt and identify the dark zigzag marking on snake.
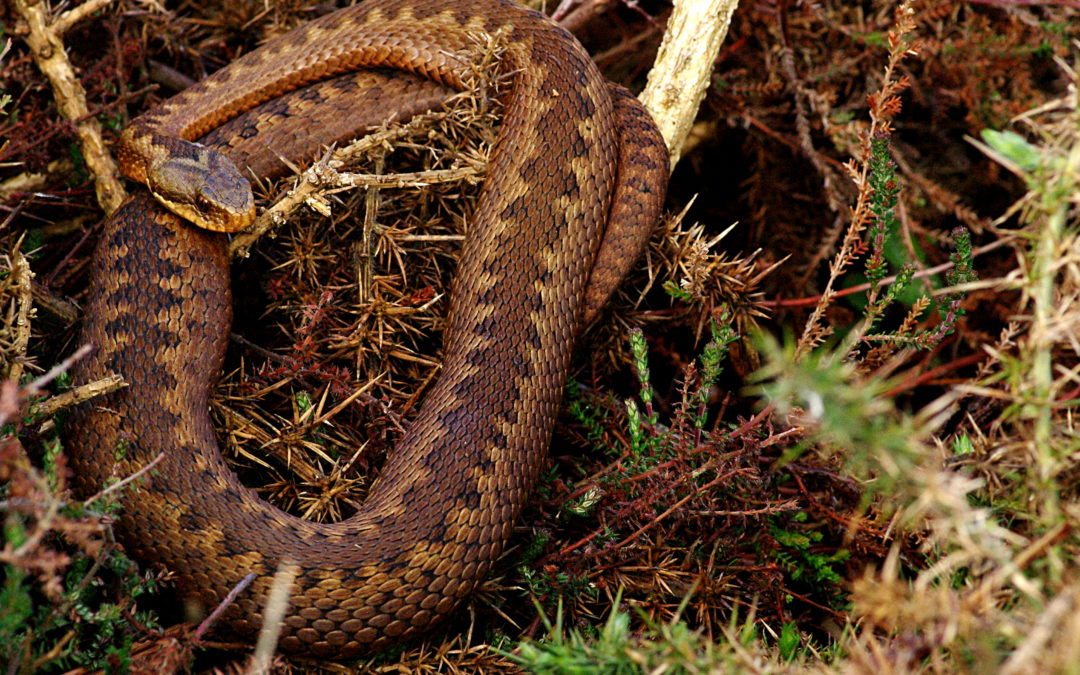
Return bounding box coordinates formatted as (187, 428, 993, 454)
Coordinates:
(67, 0, 667, 658)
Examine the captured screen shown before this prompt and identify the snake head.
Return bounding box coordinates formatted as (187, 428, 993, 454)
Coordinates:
(147, 142, 256, 232)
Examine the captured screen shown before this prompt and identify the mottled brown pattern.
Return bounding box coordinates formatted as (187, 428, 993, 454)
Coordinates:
(67, 0, 667, 657)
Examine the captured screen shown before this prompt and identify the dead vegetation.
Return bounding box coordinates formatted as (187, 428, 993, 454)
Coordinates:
(2, 0, 1079, 673)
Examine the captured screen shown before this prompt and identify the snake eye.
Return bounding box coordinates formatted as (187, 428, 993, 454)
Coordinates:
(194, 194, 212, 214)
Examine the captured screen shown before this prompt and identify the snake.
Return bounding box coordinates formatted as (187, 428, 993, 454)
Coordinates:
(66, 0, 668, 657)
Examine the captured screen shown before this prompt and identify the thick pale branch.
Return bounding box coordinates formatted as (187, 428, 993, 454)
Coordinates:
(640, 0, 739, 169)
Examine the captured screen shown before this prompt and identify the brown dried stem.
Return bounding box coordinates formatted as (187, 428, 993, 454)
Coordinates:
(229, 105, 484, 258)
(794, 0, 918, 359)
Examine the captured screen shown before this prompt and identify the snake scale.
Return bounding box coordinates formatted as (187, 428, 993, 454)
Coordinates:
(67, 0, 667, 657)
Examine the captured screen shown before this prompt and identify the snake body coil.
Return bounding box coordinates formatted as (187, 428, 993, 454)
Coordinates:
(68, 0, 667, 656)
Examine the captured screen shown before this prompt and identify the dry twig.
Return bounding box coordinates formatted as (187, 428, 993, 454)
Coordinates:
(9, 0, 126, 215)
(641, 0, 740, 166)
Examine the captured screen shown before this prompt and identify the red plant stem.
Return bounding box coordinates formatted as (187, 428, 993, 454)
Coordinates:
(883, 351, 988, 397)
(762, 238, 1010, 309)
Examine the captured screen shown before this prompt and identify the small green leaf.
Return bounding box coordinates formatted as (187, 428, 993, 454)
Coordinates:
(980, 129, 1045, 173)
